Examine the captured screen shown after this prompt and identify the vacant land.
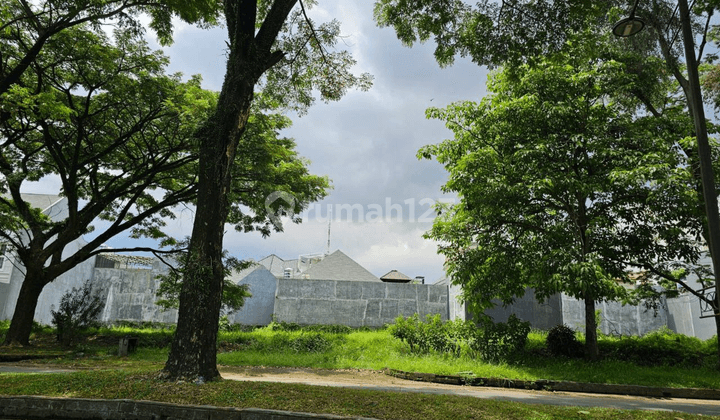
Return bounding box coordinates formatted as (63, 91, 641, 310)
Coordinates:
(1, 321, 719, 419)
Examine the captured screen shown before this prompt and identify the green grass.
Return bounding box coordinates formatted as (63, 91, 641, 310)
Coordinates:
(213, 327, 720, 389)
(2, 323, 720, 419)
(0, 368, 715, 420)
(3, 323, 720, 390)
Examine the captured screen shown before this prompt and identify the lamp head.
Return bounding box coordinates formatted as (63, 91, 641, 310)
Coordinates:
(613, 16, 645, 37)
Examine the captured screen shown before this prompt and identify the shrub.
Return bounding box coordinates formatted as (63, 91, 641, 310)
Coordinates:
(470, 314, 531, 363)
(51, 280, 105, 347)
(598, 327, 713, 367)
(269, 322, 354, 335)
(546, 324, 583, 358)
(388, 314, 421, 352)
(389, 314, 453, 354)
(290, 333, 332, 353)
(390, 313, 530, 362)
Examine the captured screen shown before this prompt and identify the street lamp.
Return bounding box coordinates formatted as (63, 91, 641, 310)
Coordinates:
(613, 0, 644, 37)
(613, 0, 720, 320)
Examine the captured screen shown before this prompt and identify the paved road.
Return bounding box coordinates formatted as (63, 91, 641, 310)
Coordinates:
(2, 365, 719, 416)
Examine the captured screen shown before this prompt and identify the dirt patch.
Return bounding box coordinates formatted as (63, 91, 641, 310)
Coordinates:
(218, 365, 466, 391)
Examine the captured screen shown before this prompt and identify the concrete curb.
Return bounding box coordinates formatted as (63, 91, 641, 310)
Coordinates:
(0, 396, 378, 420)
(384, 368, 720, 400)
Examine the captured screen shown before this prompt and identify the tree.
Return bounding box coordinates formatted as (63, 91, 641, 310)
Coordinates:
(0, 0, 221, 347)
(421, 53, 704, 359)
(0, 25, 216, 345)
(0, 0, 219, 99)
(375, 0, 720, 356)
(161, 0, 371, 382)
(374, 0, 603, 68)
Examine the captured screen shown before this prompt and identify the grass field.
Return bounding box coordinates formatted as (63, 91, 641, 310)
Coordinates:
(1, 321, 719, 419)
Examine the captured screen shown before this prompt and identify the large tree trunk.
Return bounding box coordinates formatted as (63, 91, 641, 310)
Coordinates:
(163, 14, 263, 383)
(162, 74, 255, 382)
(584, 296, 599, 361)
(3, 267, 46, 346)
(161, 0, 297, 381)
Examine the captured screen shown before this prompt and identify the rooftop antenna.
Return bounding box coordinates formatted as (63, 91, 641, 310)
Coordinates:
(326, 206, 332, 255)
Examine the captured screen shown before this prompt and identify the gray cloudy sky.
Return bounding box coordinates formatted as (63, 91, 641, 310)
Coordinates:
(29, 1, 490, 282)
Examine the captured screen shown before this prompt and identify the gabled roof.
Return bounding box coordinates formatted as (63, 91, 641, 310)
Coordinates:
(19, 193, 64, 212)
(302, 250, 380, 282)
(227, 263, 267, 284)
(434, 276, 450, 286)
(258, 254, 298, 278)
(380, 270, 412, 283)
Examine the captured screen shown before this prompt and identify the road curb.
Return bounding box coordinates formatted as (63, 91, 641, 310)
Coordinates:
(384, 368, 720, 400)
(0, 395, 379, 420)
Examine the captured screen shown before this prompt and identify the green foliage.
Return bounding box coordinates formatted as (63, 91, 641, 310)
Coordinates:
(228, 330, 337, 355)
(0, 319, 8, 342)
(389, 314, 452, 354)
(422, 42, 707, 359)
(546, 324, 584, 358)
(50, 280, 105, 347)
(389, 314, 530, 363)
(96, 325, 175, 349)
(155, 245, 251, 313)
(374, 0, 601, 67)
(470, 315, 531, 363)
(598, 327, 717, 368)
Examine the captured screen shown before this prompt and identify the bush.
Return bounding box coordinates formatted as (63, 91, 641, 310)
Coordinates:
(546, 324, 583, 358)
(269, 321, 302, 332)
(290, 333, 332, 353)
(51, 280, 105, 347)
(598, 327, 713, 367)
(390, 313, 530, 362)
(470, 315, 531, 363)
(389, 314, 453, 354)
(269, 322, 354, 335)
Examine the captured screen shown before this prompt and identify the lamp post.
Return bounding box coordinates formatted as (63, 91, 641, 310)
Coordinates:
(614, 0, 720, 321)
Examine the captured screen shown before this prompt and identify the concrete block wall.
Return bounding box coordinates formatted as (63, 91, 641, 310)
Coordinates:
(666, 293, 718, 340)
(273, 279, 449, 327)
(231, 269, 278, 326)
(483, 289, 563, 330)
(94, 268, 177, 324)
(560, 294, 667, 336)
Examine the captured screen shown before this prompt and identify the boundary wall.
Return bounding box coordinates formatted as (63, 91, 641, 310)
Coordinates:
(273, 279, 448, 327)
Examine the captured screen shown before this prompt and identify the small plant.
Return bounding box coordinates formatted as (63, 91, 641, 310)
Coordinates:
(51, 280, 105, 347)
(546, 324, 583, 358)
(219, 315, 232, 332)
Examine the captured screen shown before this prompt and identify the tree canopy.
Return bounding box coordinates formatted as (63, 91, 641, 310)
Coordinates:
(377, 0, 720, 358)
(0, 0, 221, 99)
(422, 49, 705, 358)
(0, 15, 330, 346)
(0, 24, 215, 345)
